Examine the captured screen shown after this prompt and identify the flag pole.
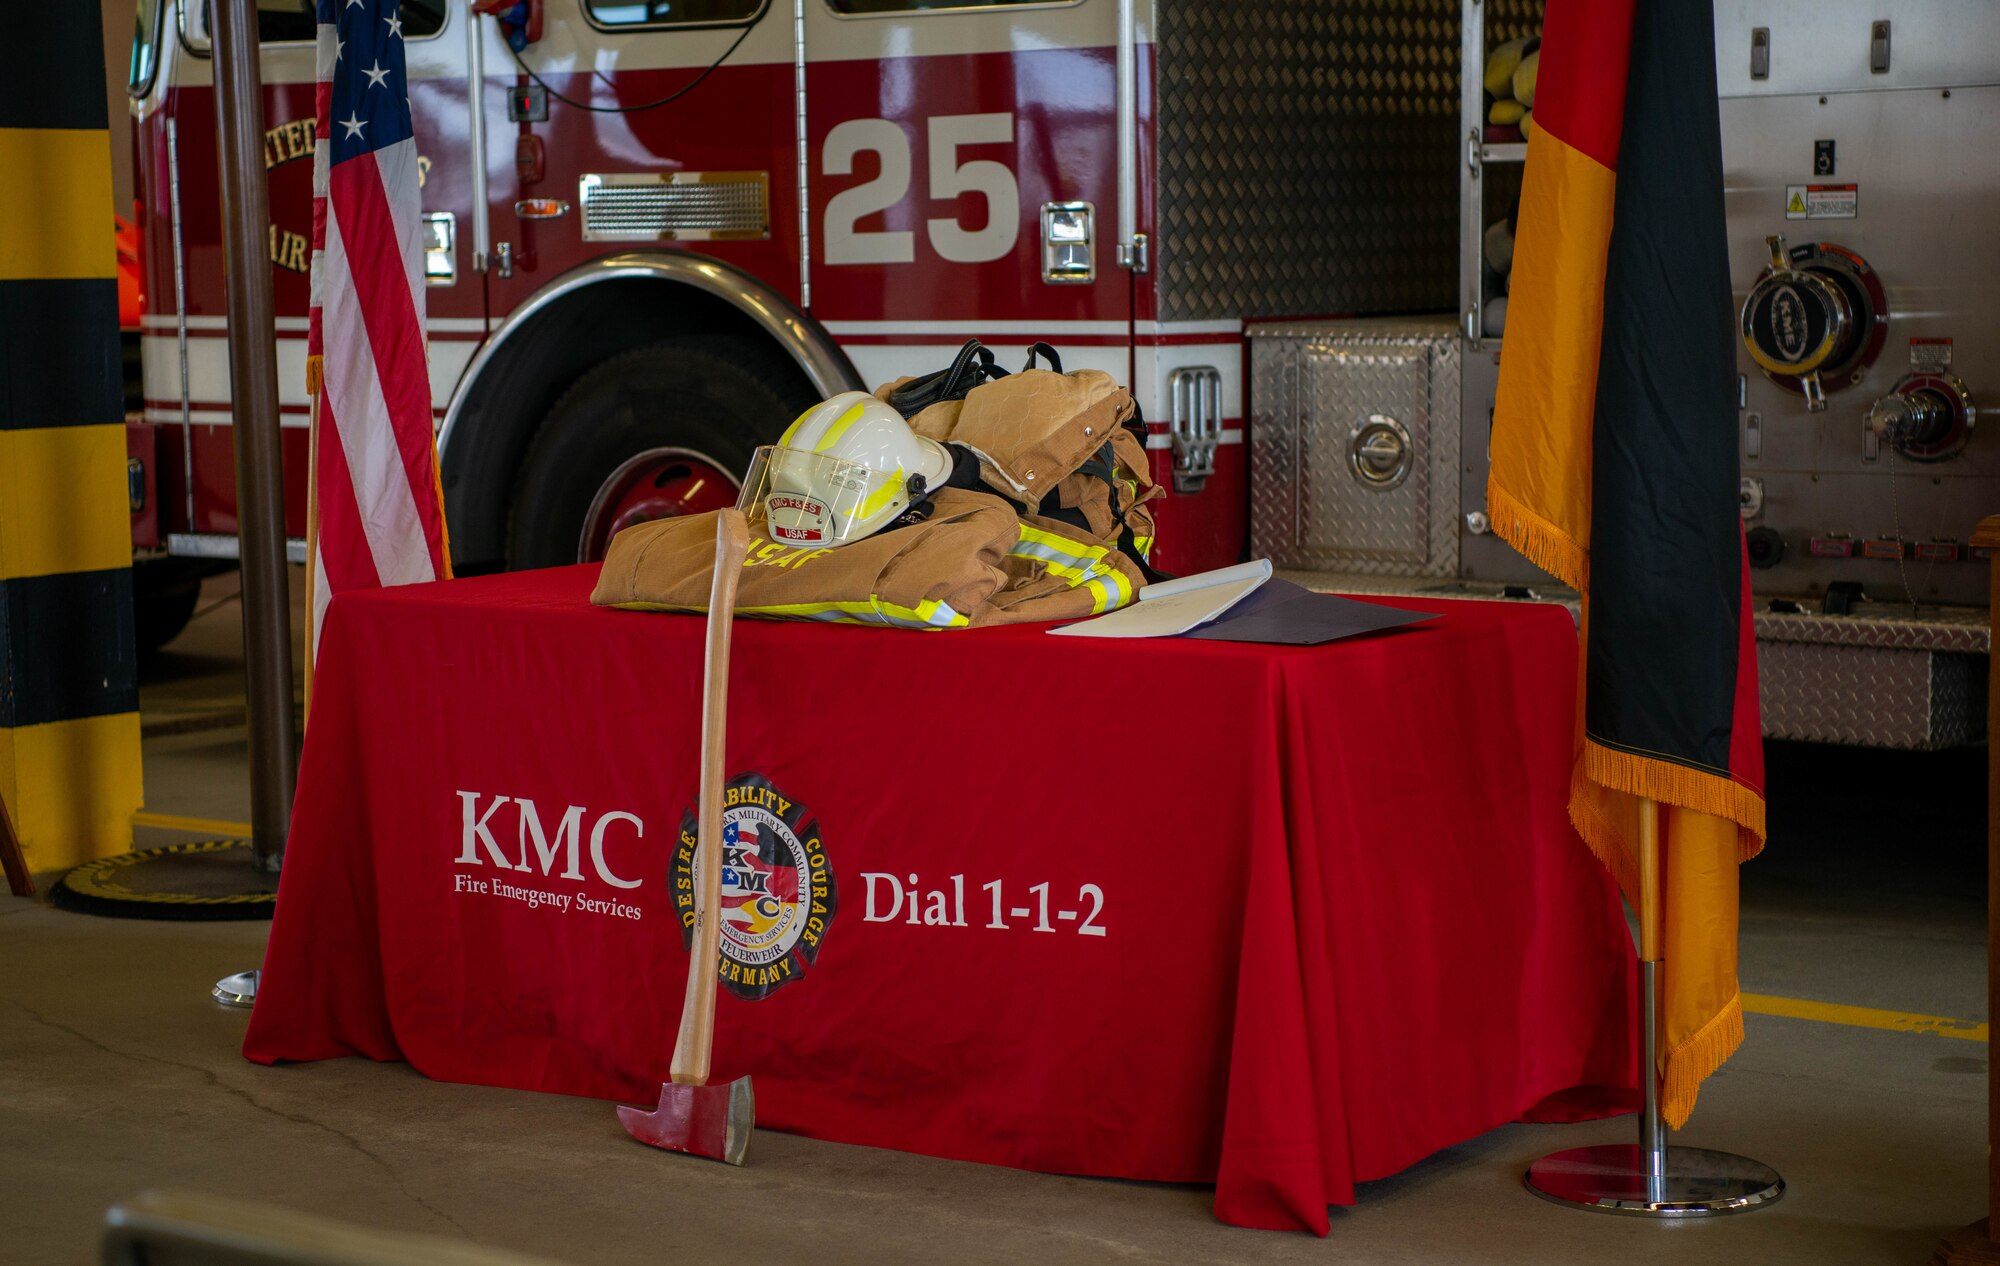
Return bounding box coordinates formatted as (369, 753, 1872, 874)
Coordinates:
(1525, 796, 1784, 1216)
(211, 0, 296, 877)
(205, 0, 296, 1013)
(1636, 796, 1668, 1200)
(302, 368, 321, 721)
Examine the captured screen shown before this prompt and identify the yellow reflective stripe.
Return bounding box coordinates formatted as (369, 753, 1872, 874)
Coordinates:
(850, 470, 905, 526)
(1016, 524, 1084, 553)
(776, 404, 817, 448)
(1082, 565, 1133, 613)
(754, 598, 966, 628)
(1008, 526, 1136, 612)
(1011, 524, 1114, 588)
(1132, 535, 1154, 561)
(812, 400, 871, 454)
(612, 597, 967, 630)
(743, 596, 966, 628)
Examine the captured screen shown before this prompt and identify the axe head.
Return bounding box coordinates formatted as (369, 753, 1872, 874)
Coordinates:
(617, 1077, 755, 1166)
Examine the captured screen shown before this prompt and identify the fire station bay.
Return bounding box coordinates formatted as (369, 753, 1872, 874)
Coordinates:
(8, 0, 2000, 1261)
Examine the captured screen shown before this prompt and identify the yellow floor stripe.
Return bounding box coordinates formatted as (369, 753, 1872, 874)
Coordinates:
(133, 811, 252, 838)
(1743, 992, 1988, 1042)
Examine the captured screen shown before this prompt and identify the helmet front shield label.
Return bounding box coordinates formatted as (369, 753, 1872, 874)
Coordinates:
(737, 443, 907, 548)
(766, 492, 833, 546)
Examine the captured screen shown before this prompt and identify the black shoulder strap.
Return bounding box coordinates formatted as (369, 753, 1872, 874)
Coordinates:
(1079, 441, 1173, 585)
(887, 339, 1007, 415)
(1021, 342, 1064, 374)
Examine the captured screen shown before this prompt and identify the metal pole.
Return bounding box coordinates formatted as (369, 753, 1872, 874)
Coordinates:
(211, 0, 296, 873)
(1113, 0, 1144, 273)
(466, 7, 490, 274)
(1636, 798, 1668, 1202)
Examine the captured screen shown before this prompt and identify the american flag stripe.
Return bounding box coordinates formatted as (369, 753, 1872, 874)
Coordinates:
(307, 0, 450, 659)
(313, 394, 384, 592)
(325, 152, 446, 554)
(320, 204, 435, 581)
(379, 148, 428, 330)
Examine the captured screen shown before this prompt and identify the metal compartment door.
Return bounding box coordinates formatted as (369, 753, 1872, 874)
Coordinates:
(1251, 319, 1460, 577)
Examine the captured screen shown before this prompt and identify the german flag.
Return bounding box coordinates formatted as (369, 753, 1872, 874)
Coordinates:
(1489, 0, 1765, 1128)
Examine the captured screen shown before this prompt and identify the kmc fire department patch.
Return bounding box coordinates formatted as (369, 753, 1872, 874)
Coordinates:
(673, 772, 838, 1001)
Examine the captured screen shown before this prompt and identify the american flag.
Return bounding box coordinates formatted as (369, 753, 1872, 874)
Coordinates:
(306, 0, 451, 659)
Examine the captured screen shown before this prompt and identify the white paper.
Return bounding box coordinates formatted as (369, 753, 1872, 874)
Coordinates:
(1047, 559, 1273, 638)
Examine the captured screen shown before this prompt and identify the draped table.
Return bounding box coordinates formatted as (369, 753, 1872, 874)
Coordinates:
(244, 565, 1636, 1234)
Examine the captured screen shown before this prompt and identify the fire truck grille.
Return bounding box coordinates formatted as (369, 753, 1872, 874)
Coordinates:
(579, 172, 770, 242)
(1152, 0, 1475, 321)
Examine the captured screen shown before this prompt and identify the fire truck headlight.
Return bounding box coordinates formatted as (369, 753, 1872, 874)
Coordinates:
(422, 212, 457, 287)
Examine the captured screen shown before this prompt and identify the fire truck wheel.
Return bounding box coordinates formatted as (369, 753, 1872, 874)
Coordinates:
(508, 337, 807, 569)
(132, 558, 214, 657)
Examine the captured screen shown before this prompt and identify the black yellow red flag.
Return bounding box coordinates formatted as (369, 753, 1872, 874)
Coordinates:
(1489, 0, 1766, 1127)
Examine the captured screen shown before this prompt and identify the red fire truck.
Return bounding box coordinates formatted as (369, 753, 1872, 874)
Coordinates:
(122, 0, 1459, 646)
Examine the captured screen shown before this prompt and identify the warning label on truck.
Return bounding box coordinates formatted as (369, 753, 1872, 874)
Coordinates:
(1784, 184, 1858, 219)
(1909, 337, 1953, 372)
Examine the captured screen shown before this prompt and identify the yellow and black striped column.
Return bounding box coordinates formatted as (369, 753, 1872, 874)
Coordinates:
(0, 6, 142, 872)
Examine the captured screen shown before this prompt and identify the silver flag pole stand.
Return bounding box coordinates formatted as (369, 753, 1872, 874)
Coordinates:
(212, 971, 261, 1009)
(1526, 796, 1784, 1216)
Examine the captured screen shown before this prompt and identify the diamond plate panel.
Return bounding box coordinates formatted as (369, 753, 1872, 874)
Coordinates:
(1482, 0, 1544, 48)
(1753, 604, 1990, 653)
(1270, 566, 1989, 748)
(1153, 0, 1459, 321)
(1929, 653, 1987, 743)
(1759, 641, 1987, 748)
(1250, 317, 1460, 576)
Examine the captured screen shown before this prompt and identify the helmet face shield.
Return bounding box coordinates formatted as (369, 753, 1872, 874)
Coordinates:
(736, 445, 907, 547)
(738, 390, 954, 548)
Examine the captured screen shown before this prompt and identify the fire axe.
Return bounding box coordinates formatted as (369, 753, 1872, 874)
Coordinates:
(618, 509, 755, 1165)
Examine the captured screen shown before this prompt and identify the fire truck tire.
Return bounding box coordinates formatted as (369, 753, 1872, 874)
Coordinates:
(507, 337, 810, 570)
(131, 558, 213, 657)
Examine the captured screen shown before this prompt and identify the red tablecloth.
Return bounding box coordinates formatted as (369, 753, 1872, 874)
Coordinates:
(244, 565, 1636, 1234)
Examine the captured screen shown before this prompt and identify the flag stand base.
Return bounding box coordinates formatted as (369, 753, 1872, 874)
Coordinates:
(212, 969, 260, 1009)
(1526, 1144, 1783, 1216)
(1526, 800, 1783, 1219)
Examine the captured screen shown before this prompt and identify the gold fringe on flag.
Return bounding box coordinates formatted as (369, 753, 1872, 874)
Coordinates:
(1662, 992, 1745, 1129)
(1484, 479, 1590, 594)
(1565, 746, 1763, 1128)
(1581, 742, 1767, 863)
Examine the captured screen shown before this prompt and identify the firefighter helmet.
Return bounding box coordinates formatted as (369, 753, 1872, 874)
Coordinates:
(737, 392, 954, 548)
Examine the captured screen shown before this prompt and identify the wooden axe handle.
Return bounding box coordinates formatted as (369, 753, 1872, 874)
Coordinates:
(671, 509, 750, 1087)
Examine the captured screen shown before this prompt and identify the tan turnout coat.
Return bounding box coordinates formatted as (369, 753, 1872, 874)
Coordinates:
(591, 368, 1160, 629)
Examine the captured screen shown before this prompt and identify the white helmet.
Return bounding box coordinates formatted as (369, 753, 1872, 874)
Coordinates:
(737, 392, 954, 547)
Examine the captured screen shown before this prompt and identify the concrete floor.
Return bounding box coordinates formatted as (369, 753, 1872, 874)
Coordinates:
(0, 578, 1987, 1264)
